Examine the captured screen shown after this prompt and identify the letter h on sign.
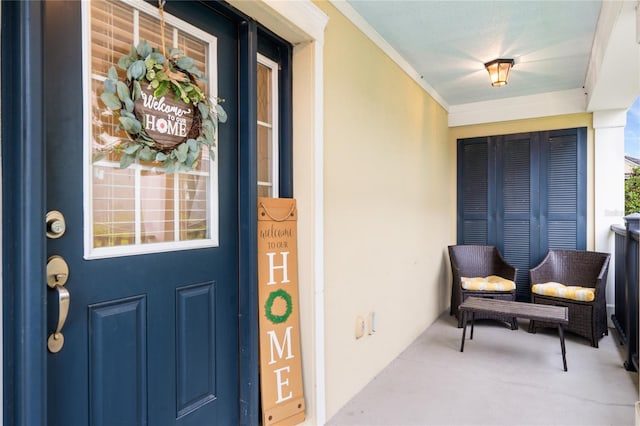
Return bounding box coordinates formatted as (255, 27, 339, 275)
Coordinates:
(266, 252, 290, 285)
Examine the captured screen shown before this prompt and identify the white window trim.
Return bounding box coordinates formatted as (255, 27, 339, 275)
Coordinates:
(82, 0, 220, 259)
(257, 53, 279, 198)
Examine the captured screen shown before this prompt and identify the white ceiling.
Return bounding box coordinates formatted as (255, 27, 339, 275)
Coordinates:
(343, 0, 603, 107)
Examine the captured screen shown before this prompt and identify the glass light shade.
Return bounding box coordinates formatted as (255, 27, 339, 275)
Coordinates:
(484, 59, 514, 87)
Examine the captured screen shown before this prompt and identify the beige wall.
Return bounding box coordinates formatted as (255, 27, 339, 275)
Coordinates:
(449, 114, 595, 249)
(315, 1, 453, 419)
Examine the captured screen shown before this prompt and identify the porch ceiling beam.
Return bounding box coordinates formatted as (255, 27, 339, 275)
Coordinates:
(585, 0, 640, 112)
(448, 88, 586, 127)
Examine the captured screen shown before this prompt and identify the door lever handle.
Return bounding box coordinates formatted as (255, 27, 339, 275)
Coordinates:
(46, 255, 70, 353)
(48, 286, 70, 353)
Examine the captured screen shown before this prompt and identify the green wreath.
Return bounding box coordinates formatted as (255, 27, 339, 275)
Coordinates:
(264, 289, 293, 325)
(97, 40, 227, 173)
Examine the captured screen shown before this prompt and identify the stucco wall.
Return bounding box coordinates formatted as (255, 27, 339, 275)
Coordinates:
(315, 2, 453, 419)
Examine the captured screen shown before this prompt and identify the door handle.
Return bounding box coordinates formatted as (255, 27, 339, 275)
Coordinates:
(48, 286, 70, 353)
(47, 255, 70, 353)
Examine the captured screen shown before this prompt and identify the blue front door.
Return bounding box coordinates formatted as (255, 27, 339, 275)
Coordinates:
(44, 1, 241, 424)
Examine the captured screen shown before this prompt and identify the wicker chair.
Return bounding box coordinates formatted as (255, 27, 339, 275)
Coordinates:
(449, 245, 518, 329)
(528, 249, 611, 347)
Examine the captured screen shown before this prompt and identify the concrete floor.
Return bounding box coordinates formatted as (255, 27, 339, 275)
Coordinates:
(327, 313, 638, 426)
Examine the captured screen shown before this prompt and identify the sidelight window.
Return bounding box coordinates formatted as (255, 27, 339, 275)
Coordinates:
(257, 54, 279, 198)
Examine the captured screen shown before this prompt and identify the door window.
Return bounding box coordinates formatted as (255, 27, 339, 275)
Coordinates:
(84, 0, 220, 258)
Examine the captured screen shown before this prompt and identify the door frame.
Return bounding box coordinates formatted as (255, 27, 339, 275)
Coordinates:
(1, 1, 261, 424)
(2, 2, 47, 425)
(227, 2, 330, 423)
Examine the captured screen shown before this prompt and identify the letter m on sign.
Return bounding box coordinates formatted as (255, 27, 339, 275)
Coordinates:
(267, 326, 294, 365)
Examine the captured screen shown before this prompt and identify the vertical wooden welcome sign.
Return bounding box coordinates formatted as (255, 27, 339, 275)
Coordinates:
(257, 197, 305, 425)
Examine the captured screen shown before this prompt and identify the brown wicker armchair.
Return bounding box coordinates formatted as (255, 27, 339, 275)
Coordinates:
(528, 249, 611, 347)
(449, 245, 518, 329)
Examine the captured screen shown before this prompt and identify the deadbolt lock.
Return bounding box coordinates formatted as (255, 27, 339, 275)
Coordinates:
(46, 210, 66, 239)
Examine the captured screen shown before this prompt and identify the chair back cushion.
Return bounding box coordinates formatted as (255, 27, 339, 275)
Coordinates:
(531, 282, 595, 302)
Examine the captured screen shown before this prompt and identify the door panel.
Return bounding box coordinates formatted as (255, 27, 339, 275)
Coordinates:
(175, 282, 217, 418)
(44, 1, 239, 424)
(88, 296, 147, 426)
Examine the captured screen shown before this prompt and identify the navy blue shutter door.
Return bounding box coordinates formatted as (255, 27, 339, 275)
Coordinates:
(457, 139, 488, 244)
(499, 134, 533, 302)
(457, 127, 586, 301)
(539, 128, 587, 255)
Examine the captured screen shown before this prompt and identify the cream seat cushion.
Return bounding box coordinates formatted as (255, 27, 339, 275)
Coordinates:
(461, 275, 516, 291)
(531, 282, 595, 302)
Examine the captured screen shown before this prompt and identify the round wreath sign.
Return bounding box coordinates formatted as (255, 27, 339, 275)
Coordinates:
(99, 40, 227, 173)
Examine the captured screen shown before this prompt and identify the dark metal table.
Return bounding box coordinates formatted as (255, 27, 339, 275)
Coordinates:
(459, 297, 569, 371)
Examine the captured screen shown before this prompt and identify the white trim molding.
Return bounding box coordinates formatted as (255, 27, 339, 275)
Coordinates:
(232, 0, 328, 45)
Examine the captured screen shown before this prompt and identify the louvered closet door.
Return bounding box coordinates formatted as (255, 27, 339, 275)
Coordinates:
(456, 128, 586, 301)
(544, 130, 586, 251)
(499, 134, 534, 302)
(458, 139, 489, 245)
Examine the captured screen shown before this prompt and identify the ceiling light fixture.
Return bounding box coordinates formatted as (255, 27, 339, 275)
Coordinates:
(484, 58, 514, 87)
